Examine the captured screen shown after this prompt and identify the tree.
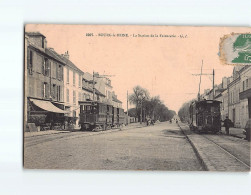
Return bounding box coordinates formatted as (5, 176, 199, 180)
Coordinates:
(129, 86, 150, 123)
(129, 85, 176, 123)
(178, 100, 195, 123)
(128, 108, 137, 118)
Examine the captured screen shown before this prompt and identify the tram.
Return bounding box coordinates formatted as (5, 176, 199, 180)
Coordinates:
(189, 100, 221, 133)
(79, 101, 125, 131)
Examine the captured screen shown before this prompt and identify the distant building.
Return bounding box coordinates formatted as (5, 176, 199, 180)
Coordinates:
(94, 73, 123, 107)
(95, 74, 114, 104)
(82, 72, 105, 102)
(112, 92, 122, 108)
(239, 66, 251, 128)
(228, 66, 244, 128)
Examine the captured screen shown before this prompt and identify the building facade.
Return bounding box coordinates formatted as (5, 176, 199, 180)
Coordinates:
(60, 51, 84, 129)
(24, 31, 123, 131)
(239, 66, 251, 128)
(201, 65, 251, 128)
(25, 32, 67, 131)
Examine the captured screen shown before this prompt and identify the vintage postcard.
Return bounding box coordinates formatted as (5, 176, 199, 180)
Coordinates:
(24, 24, 251, 171)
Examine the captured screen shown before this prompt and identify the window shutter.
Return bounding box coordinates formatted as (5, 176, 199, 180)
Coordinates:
(42, 57, 45, 75)
(27, 48, 30, 69)
(41, 82, 44, 98)
(48, 60, 51, 77)
(47, 83, 50, 98)
(60, 66, 62, 81)
(56, 63, 58, 79)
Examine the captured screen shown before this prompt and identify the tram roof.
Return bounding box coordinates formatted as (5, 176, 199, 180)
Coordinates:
(194, 99, 221, 105)
(78, 100, 113, 106)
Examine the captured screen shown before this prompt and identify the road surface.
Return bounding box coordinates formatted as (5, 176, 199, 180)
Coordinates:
(24, 122, 203, 170)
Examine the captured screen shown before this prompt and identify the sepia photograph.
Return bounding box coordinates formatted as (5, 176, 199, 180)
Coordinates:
(24, 24, 251, 171)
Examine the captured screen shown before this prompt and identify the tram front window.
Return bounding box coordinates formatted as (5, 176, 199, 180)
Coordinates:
(211, 105, 220, 113)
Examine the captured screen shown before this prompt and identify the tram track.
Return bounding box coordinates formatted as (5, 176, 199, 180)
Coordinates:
(201, 134, 250, 170)
(179, 123, 250, 171)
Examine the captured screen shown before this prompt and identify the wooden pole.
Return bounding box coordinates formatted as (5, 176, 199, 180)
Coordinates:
(93, 71, 95, 101)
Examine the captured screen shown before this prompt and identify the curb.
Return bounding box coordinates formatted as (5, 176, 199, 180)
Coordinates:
(178, 123, 209, 171)
(24, 131, 71, 138)
(25, 124, 145, 138)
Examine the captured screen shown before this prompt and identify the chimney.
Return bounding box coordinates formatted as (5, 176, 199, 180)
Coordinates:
(44, 39, 47, 48)
(62, 50, 69, 59)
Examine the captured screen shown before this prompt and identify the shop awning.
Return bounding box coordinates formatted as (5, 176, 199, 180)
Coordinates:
(30, 99, 69, 114)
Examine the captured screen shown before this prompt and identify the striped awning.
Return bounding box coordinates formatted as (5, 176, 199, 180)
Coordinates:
(30, 98, 69, 114)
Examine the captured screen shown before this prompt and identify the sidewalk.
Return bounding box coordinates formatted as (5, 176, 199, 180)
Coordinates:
(24, 122, 145, 138)
(24, 130, 71, 138)
(221, 127, 245, 139)
(178, 123, 249, 171)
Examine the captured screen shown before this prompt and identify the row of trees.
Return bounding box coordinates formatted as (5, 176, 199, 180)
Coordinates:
(177, 101, 191, 123)
(128, 86, 176, 123)
(177, 99, 196, 122)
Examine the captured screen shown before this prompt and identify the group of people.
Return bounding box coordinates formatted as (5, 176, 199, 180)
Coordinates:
(146, 118, 155, 126)
(169, 119, 178, 124)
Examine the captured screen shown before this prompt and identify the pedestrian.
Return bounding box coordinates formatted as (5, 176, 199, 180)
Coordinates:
(223, 116, 232, 135)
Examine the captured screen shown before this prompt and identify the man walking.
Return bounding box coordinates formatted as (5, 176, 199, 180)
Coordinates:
(223, 116, 232, 135)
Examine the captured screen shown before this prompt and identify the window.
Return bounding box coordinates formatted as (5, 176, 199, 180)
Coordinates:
(55, 63, 58, 78)
(73, 72, 75, 86)
(67, 68, 69, 83)
(57, 86, 61, 101)
(53, 84, 56, 99)
(246, 79, 248, 88)
(28, 49, 33, 74)
(243, 81, 245, 91)
(73, 90, 76, 104)
(67, 89, 69, 103)
(42, 37, 45, 48)
(43, 58, 50, 76)
(79, 74, 81, 88)
(43, 82, 49, 98)
(58, 65, 62, 80)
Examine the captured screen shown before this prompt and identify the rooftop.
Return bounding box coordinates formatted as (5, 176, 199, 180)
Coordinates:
(25, 32, 46, 38)
(49, 49, 84, 74)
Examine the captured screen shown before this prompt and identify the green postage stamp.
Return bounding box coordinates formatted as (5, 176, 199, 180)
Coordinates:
(220, 33, 251, 65)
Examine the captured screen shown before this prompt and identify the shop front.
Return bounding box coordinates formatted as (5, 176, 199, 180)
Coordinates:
(27, 98, 69, 131)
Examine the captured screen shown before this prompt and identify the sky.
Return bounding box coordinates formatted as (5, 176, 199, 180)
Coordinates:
(26, 24, 250, 112)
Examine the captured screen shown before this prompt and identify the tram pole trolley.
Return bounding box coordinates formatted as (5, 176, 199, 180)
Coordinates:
(189, 100, 221, 134)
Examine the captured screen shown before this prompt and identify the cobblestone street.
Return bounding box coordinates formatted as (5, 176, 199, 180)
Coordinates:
(24, 122, 203, 170)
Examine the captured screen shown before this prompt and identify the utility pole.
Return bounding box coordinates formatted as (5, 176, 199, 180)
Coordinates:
(93, 71, 95, 101)
(140, 100, 142, 124)
(192, 60, 215, 101)
(198, 60, 203, 101)
(212, 69, 215, 100)
(127, 90, 129, 125)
